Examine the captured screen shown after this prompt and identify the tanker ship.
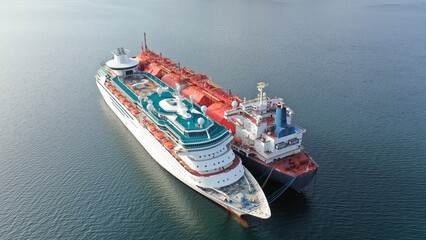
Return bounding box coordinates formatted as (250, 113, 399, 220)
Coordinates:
(136, 40, 318, 192)
(96, 48, 270, 219)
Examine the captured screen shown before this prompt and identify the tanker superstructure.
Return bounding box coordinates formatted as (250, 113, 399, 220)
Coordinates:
(136, 45, 318, 191)
(96, 48, 270, 219)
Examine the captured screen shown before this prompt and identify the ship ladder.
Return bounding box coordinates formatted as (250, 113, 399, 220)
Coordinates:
(267, 176, 297, 204)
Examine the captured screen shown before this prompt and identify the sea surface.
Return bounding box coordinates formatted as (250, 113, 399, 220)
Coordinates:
(0, 0, 425, 239)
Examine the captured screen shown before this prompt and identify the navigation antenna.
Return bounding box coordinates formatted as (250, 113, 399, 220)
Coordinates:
(257, 82, 268, 105)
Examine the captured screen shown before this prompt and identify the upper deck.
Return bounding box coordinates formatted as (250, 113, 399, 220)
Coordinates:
(99, 66, 230, 148)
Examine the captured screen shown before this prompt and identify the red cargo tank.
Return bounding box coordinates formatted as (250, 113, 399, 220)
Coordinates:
(181, 86, 213, 107)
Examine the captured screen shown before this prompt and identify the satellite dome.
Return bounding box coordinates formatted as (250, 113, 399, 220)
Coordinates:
(201, 106, 207, 115)
(156, 87, 163, 96)
(197, 118, 205, 126)
(232, 101, 238, 108)
(147, 103, 154, 112)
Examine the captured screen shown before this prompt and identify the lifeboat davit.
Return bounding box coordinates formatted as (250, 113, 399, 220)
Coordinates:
(130, 108, 140, 114)
(154, 131, 165, 139)
(163, 140, 174, 150)
(124, 102, 133, 108)
(105, 82, 112, 87)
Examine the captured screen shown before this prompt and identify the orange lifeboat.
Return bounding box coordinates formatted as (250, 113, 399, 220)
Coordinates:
(105, 82, 112, 87)
(109, 86, 117, 91)
(113, 91, 122, 97)
(119, 97, 127, 102)
(147, 123, 156, 132)
(233, 136, 243, 144)
(163, 140, 174, 150)
(124, 102, 133, 108)
(154, 131, 165, 139)
(130, 108, 140, 114)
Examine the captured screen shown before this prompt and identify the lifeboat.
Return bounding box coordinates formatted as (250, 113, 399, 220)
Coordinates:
(154, 131, 165, 139)
(130, 108, 140, 115)
(233, 136, 243, 145)
(147, 123, 156, 132)
(124, 102, 133, 108)
(109, 86, 117, 91)
(119, 97, 127, 102)
(105, 82, 112, 87)
(113, 91, 122, 97)
(163, 140, 174, 150)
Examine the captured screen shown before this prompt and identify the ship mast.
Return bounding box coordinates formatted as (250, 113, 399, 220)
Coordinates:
(257, 82, 268, 105)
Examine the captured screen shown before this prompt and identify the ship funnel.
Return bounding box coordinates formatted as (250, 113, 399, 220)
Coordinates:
(275, 106, 283, 129)
(114, 48, 130, 64)
(274, 106, 294, 138)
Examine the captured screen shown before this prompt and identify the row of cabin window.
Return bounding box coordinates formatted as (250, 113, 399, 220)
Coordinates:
(200, 147, 226, 158)
(196, 155, 231, 168)
(216, 170, 243, 183)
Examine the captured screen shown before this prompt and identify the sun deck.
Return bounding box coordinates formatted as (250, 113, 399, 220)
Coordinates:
(106, 70, 230, 148)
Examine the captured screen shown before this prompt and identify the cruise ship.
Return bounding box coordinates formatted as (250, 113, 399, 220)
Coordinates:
(95, 48, 270, 219)
(135, 42, 318, 193)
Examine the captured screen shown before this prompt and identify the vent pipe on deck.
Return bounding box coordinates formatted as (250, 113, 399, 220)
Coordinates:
(144, 32, 147, 51)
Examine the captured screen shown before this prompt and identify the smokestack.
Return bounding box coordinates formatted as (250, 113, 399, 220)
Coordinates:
(274, 106, 282, 137)
(282, 106, 287, 127)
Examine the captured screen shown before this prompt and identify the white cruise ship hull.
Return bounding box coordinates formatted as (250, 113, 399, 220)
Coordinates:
(96, 78, 269, 218)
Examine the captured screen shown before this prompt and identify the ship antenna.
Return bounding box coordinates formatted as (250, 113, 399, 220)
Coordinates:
(257, 82, 268, 105)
